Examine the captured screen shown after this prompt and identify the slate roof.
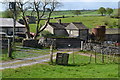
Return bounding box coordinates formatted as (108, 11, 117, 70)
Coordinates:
(0, 18, 25, 28)
(106, 28, 120, 34)
(48, 23, 69, 29)
(66, 22, 88, 30)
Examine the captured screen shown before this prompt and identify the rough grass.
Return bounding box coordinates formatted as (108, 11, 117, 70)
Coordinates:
(2, 53, 119, 78)
(29, 16, 118, 33)
(50, 16, 118, 28)
(1, 48, 54, 61)
(1, 42, 57, 61)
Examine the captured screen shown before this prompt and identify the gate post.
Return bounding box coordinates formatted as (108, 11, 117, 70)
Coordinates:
(50, 44, 53, 64)
(8, 37, 12, 58)
(81, 41, 83, 50)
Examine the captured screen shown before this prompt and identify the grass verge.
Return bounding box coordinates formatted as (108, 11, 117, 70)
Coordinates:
(2, 53, 119, 78)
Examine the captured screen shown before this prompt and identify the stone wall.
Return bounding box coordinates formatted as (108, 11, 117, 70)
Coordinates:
(55, 38, 81, 48)
(83, 42, 119, 55)
(22, 39, 42, 48)
(39, 38, 82, 49)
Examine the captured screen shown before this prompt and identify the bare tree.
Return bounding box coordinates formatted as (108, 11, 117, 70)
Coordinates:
(32, 0, 61, 39)
(16, 1, 32, 39)
(12, 0, 60, 39)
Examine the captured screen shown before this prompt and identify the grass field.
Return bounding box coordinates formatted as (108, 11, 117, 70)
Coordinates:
(51, 16, 118, 28)
(2, 53, 119, 78)
(29, 16, 118, 33)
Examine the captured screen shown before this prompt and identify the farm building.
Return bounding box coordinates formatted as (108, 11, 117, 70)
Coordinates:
(89, 27, 120, 42)
(66, 22, 89, 40)
(105, 28, 120, 42)
(44, 20, 69, 36)
(0, 18, 26, 36)
(26, 16, 36, 24)
(44, 21, 89, 40)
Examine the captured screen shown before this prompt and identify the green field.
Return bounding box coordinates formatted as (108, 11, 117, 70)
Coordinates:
(51, 16, 118, 28)
(2, 53, 119, 78)
(29, 16, 118, 33)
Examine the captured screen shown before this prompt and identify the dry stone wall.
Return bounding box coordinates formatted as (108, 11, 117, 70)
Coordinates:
(83, 42, 119, 55)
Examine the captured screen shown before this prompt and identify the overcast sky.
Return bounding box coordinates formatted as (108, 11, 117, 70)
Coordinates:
(59, 0, 119, 2)
(0, 0, 119, 2)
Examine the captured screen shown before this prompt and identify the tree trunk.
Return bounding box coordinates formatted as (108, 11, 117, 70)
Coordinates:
(23, 17, 31, 39)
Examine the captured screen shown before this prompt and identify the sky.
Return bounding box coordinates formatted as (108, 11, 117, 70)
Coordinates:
(0, 0, 119, 2)
(59, 0, 119, 2)
(58, 2, 118, 10)
(0, 0, 119, 11)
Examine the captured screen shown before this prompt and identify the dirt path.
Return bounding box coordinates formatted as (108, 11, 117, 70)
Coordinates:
(0, 51, 73, 70)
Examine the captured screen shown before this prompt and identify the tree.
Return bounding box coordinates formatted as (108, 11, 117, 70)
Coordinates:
(73, 10, 81, 16)
(32, 0, 61, 39)
(16, 1, 32, 39)
(10, 0, 60, 39)
(106, 8, 113, 15)
(98, 7, 106, 16)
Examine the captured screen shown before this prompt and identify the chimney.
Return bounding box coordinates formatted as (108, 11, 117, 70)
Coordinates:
(57, 19, 61, 24)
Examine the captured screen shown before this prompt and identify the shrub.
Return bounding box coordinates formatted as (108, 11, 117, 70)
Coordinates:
(98, 7, 106, 16)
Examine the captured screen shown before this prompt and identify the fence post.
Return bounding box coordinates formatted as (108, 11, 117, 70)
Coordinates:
(72, 48, 75, 64)
(50, 44, 53, 64)
(8, 38, 12, 58)
(89, 54, 92, 64)
(101, 48, 104, 63)
(95, 47, 97, 63)
(81, 41, 83, 50)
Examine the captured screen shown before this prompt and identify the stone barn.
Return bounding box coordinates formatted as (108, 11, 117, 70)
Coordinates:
(66, 22, 89, 40)
(44, 21, 69, 37)
(89, 28, 120, 42)
(105, 28, 120, 42)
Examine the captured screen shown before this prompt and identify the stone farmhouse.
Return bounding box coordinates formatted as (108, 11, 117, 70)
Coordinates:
(0, 18, 26, 37)
(45, 22, 69, 37)
(66, 22, 89, 40)
(44, 20, 89, 41)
